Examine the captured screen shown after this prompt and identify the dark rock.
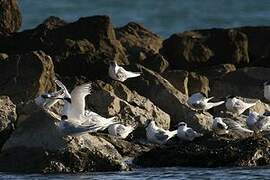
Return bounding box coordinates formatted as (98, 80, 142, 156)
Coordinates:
(198, 64, 236, 80)
(162, 70, 209, 96)
(210, 67, 269, 100)
(0, 104, 129, 173)
(0, 0, 21, 34)
(135, 137, 270, 168)
(116, 22, 162, 62)
(140, 50, 169, 73)
(160, 29, 249, 70)
(0, 51, 55, 103)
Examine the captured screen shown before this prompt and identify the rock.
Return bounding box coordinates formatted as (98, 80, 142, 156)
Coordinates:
(210, 67, 269, 100)
(135, 137, 270, 167)
(0, 96, 16, 148)
(162, 70, 209, 96)
(162, 70, 189, 95)
(239, 27, 270, 67)
(0, 51, 55, 103)
(140, 50, 169, 73)
(187, 72, 210, 96)
(0, 0, 21, 34)
(87, 80, 171, 136)
(125, 65, 213, 132)
(0, 105, 129, 173)
(160, 29, 249, 70)
(125, 65, 188, 125)
(198, 64, 236, 80)
(116, 22, 162, 62)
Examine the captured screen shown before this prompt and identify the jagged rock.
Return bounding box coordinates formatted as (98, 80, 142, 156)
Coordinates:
(0, 105, 129, 173)
(135, 137, 270, 168)
(0, 0, 21, 34)
(116, 22, 162, 62)
(0, 96, 16, 148)
(160, 29, 249, 70)
(0, 51, 55, 103)
(88, 80, 171, 135)
(210, 67, 269, 100)
(187, 72, 209, 96)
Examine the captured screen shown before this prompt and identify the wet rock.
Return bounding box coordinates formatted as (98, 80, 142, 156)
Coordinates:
(88, 80, 171, 135)
(0, 0, 21, 34)
(160, 29, 249, 70)
(0, 105, 129, 173)
(0, 96, 16, 148)
(0, 51, 55, 103)
(116, 22, 162, 62)
(135, 137, 270, 167)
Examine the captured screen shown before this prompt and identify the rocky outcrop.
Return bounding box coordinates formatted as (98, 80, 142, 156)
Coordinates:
(0, 105, 129, 173)
(160, 29, 249, 70)
(135, 137, 270, 168)
(0, 0, 21, 34)
(0, 51, 55, 103)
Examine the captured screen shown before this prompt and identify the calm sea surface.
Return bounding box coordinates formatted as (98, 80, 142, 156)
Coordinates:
(6, 1, 270, 179)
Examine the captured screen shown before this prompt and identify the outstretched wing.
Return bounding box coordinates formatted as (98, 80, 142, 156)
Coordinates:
(67, 83, 92, 121)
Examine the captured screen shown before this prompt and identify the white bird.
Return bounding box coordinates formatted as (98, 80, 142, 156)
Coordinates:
(264, 81, 270, 101)
(35, 80, 67, 109)
(145, 120, 177, 144)
(247, 112, 270, 132)
(108, 61, 141, 82)
(61, 82, 92, 124)
(58, 115, 98, 136)
(225, 96, 256, 115)
(177, 122, 202, 141)
(108, 123, 135, 139)
(81, 111, 117, 132)
(187, 92, 224, 111)
(212, 117, 229, 135)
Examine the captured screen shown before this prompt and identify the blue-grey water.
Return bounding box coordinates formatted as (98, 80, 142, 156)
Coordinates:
(7, 0, 270, 179)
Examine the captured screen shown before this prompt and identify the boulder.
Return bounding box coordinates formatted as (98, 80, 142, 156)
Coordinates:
(0, 105, 129, 173)
(135, 137, 270, 167)
(210, 67, 269, 100)
(87, 80, 171, 136)
(198, 64, 236, 80)
(0, 96, 16, 148)
(0, 51, 55, 103)
(0, 0, 21, 34)
(160, 29, 249, 70)
(162, 70, 209, 96)
(116, 22, 162, 62)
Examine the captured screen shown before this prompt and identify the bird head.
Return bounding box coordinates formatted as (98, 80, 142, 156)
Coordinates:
(61, 115, 68, 121)
(225, 95, 235, 100)
(41, 93, 51, 99)
(177, 122, 187, 127)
